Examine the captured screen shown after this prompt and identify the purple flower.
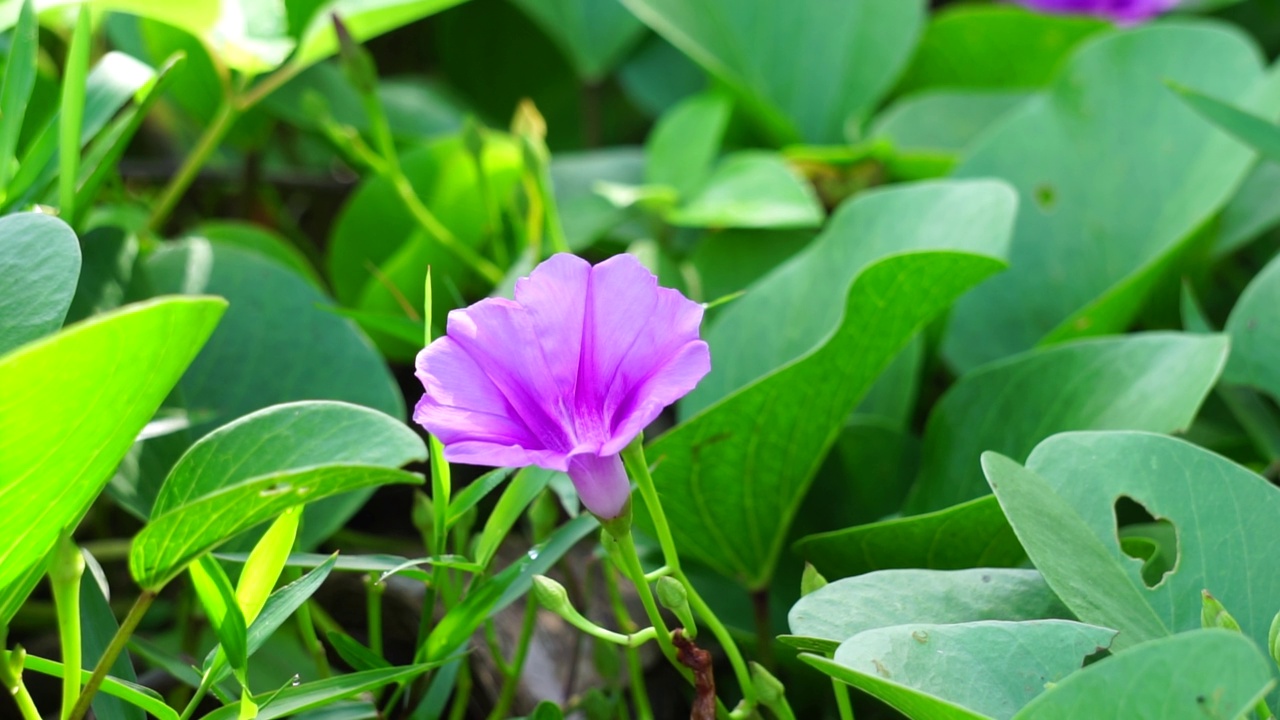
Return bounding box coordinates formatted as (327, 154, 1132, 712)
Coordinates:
(1014, 0, 1177, 23)
(414, 253, 710, 519)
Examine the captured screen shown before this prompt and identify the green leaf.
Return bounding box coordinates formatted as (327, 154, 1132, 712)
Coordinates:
(617, 35, 707, 117)
(1216, 161, 1280, 258)
(0, 296, 224, 592)
(326, 630, 391, 671)
(1000, 431, 1280, 658)
(0, 0, 37, 193)
(6, 52, 157, 210)
(187, 221, 324, 290)
(666, 151, 823, 229)
(689, 228, 814, 306)
(426, 514, 597, 660)
(1223, 253, 1280, 404)
(905, 333, 1227, 513)
(133, 241, 404, 538)
(475, 467, 555, 570)
(447, 468, 515, 529)
(150, 401, 425, 547)
(685, 180, 1014, 415)
(190, 555, 249, 673)
(620, 0, 925, 143)
(130, 465, 423, 590)
(645, 92, 731, 196)
(1173, 82, 1280, 165)
(59, 6, 92, 218)
(804, 621, 1116, 720)
(0, 212, 81, 354)
(647, 180, 1015, 588)
(235, 506, 301, 625)
(80, 553, 144, 720)
(15, 653, 178, 720)
(293, 0, 469, 70)
(980, 451, 1169, 652)
(66, 226, 137, 325)
(894, 5, 1105, 94)
(1013, 630, 1274, 720)
(795, 495, 1023, 581)
(942, 23, 1278, 372)
(509, 0, 647, 81)
(201, 665, 443, 720)
(786, 568, 1071, 655)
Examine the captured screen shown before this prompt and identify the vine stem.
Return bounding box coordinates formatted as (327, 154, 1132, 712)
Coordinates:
(620, 437, 759, 709)
(604, 562, 654, 720)
(147, 97, 239, 232)
(485, 595, 539, 720)
(50, 536, 84, 720)
(833, 678, 855, 720)
(67, 590, 156, 720)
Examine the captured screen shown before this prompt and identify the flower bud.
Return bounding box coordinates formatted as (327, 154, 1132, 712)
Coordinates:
(657, 576, 697, 639)
(332, 14, 378, 96)
(751, 661, 788, 711)
(801, 563, 828, 596)
(532, 575, 572, 615)
(1201, 590, 1242, 633)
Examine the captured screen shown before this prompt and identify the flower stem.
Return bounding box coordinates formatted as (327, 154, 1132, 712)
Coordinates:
(613, 530, 680, 667)
(833, 678, 855, 720)
(621, 437, 759, 708)
(147, 97, 240, 232)
(605, 562, 654, 720)
(67, 590, 156, 720)
(50, 535, 84, 720)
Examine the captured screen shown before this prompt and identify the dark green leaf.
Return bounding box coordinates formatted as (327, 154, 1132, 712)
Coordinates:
(0, 212, 80, 354)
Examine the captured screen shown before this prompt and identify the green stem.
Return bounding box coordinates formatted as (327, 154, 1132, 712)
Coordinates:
(147, 97, 240, 232)
(175, 674, 212, 720)
(67, 590, 156, 720)
(613, 531, 680, 670)
(50, 536, 84, 720)
(0, 628, 43, 720)
(621, 437, 759, 708)
(605, 562, 654, 720)
(282, 567, 329, 679)
(833, 678, 855, 720)
(446, 659, 472, 720)
(389, 173, 504, 285)
(486, 596, 539, 720)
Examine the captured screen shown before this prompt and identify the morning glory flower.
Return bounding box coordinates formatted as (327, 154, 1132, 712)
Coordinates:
(414, 253, 710, 520)
(1014, 0, 1177, 23)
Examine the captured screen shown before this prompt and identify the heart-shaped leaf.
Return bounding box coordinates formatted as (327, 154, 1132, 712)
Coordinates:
(646, 180, 1015, 588)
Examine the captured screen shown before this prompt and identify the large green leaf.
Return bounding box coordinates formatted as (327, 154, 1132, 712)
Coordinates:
(786, 569, 1070, 655)
(618, 0, 925, 143)
(0, 212, 80, 354)
(1014, 630, 1274, 720)
(981, 450, 1170, 653)
(795, 495, 1023, 581)
(1216, 161, 1280, 258)
(152, 401, 425, 548)
(685, 179, 1015, 415)
(509, 0, 647, 81)
(993, 431, 1280, 657)
(1223, 253, 1280, 404)
(645, 180, 1015, 588)
(804, 621, 1116, 720)
(942, 23, 1277, 372)
(645, 91, 730, 197)
(1174, 82, 1280, 166)
(0, 296, 224, 591)
(869, 91, 1029, 179)
(132, 240, 402, 528)
(130, 464, 423, 590)
(905, 333, 1227, 513)
(894, 5, 1105, 94)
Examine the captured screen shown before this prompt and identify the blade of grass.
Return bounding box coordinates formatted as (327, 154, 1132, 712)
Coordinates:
(0, 0, 37, 196)
(59, 6, 92, 220)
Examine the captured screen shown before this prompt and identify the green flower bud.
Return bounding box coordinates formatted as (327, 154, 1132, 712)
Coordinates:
(331, 13, 378, 96)
(1268, 609, 1280, 668)
(532, 575, 572, 615)
(801, 563, 828, 596)
(1201, 590, 1242, 633)
(657, 576, 697, 638)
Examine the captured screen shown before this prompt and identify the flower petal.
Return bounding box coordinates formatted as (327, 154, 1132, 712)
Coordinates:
(413, 337, 538, 449)
(602, 339, 711, 456)
(567, 452, 631, 519)
(445, 297, 575, 454)
(512, 253, 590, 403)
